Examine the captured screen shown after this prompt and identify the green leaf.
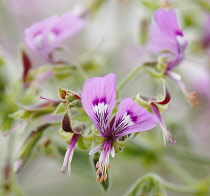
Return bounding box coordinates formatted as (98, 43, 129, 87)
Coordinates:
(53, 102, 66, 115)
(53, 65, 77, 80)
(9, 110, 32, 120)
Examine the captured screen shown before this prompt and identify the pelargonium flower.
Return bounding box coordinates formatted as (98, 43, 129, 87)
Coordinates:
(25, 12, 84, 61)
(149, 9, 198, 107)
(136, 80, 175, 145)
(149, 8, 188, 70)
(81, 73, 158, 183)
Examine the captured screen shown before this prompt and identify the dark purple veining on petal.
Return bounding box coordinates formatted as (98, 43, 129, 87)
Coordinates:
(33, 30, 42, 38)
(113, 110, 137, 136)
(92, 97, 107, 106)
(92, 97, 109, 135)
(175, 30, 183, 36)
(52, 28, 60, 35)
(126, 110, 138, 123)
(92, 98, 99, 106)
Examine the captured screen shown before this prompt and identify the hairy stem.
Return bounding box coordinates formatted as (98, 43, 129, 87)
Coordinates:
(117, 65, 143, 92)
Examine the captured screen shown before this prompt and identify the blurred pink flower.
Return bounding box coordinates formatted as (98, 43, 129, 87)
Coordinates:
(24, 12, 84, 61)
(201, 16, 210, 48)
(149, 8, 188, 70)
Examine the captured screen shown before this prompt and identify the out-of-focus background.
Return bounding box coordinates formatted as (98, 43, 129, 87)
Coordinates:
(0, 0, 210, 195)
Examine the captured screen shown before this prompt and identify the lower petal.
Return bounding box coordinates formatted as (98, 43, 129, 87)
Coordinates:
(151, 103, 176, 145)
(60, 134, 79, 175)
(89, 143, 103, 155)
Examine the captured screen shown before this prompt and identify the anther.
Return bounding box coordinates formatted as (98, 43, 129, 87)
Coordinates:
(96, 161, 100, 168)
(103, 173, 107, 181)
(100, 176, 104, 183)
(96, 169, 100, 176)
(96, 176, 100, 183)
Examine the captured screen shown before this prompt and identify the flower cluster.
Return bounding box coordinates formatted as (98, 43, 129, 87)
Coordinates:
(3, 5, 200, 191)
(81, 73, 158, 182)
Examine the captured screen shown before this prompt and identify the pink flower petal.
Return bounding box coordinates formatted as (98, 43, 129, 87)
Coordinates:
(113, 98, 158, 139)
(81, 73, 117, 136)
(89, 143, 103, 155)
(61, 134, 79, 175)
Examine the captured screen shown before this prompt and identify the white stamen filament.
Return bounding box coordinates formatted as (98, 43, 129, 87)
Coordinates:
(95, 142, 114, 183)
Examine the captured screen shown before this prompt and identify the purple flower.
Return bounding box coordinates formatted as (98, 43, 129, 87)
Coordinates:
(81, 73, 158, 183)
(25, 13, 84, 61)
(149, 8, 188, 70)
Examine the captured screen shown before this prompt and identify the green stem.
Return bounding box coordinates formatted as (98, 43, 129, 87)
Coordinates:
(76, 65, 88, 81)
(166, 146, 210, 164)
(160, 179, 198, 194)
(2, 132, 23, 196)
(117, 65, 143, 92)
(159, 157, 195, 184)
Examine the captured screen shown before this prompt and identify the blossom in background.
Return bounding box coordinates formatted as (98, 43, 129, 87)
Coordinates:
(24, 12, 84, 61)
(81, 73, 158, 183)
(149, 8, 188, 70)
(149, 9, 198, 107)
(201, 15, 210, 55)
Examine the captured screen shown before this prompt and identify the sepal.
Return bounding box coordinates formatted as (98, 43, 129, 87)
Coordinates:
(58, 87, 80, 102)
(113, 136, 128, 153)
(77, 132, 94, 150)
(59, 128, 74, 144)
(143, 56, 168, 78)
(135, 79, 170, 113)
(53, 102, 67, 115)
